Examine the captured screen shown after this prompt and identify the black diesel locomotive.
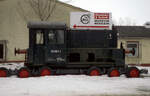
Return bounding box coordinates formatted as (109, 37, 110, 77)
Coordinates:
(12, 21, 146, 78)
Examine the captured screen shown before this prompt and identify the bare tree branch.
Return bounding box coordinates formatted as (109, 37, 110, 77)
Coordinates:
(17, 0, 58, 21)
(45, 0, 57, 20)
(17, 1, 29, 21)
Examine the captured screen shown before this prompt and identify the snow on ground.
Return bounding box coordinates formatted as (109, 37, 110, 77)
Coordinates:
(0, 63, 24, 70)
(0, 63, 150, 96)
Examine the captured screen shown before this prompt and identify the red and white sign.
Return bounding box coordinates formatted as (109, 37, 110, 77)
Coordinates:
(70, 12, 112, 30)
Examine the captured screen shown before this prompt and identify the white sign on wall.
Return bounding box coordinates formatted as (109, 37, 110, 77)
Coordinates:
(70, 12, 112, 30)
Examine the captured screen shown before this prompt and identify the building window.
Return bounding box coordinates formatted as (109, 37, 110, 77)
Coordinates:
(0, 44, 3, 59)
(0, 40, 6, 61)
(126, 41, 139, 57)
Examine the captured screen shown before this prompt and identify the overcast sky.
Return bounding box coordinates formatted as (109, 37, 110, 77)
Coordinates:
(60, 0, 150, 25)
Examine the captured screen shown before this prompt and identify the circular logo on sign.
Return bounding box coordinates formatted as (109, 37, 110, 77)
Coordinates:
(80, 14, 90, 24)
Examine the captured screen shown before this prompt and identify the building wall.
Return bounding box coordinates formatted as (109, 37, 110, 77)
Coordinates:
(0, 0, 87, 62)
(118, 38, 150, 65)
(1, 0, 150, 65)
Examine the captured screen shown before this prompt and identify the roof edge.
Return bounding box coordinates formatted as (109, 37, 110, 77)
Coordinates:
(57, 1, 89, 12)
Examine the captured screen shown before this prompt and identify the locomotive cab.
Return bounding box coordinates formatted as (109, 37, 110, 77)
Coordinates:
(27, 22, 67, 67)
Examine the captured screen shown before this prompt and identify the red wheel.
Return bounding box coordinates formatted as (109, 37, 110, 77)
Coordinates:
(87, 67, 101, 76)
(90, 69, 100, 76)
(0, 68, 8, 77)
(40, 67, 52, 76)
(18, 67, 30, 78)
(126, 67, 140, 78)
(108, 68, 120, 77)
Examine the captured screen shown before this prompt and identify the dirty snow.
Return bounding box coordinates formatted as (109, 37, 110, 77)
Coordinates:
(0, 63, 150, 96)
(0, 63, 24, 70)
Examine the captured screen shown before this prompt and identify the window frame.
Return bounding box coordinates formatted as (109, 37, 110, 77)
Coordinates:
(48, 29, 64, 45)
(126, 41, 139, 57)
(36, 30, 44, 45)
(0, 40, 6, 61)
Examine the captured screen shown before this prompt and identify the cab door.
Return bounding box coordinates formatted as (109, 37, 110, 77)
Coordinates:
(45, 29, 66, 66)
(33, 29, 45, 65)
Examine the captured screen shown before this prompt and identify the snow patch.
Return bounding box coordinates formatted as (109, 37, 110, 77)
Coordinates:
(0, 63, 150, 96)
(0, 63, 24, 70)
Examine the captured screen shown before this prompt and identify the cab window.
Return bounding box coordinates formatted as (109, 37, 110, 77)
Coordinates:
(57, 30, 64, 44)
(48, 30, 64, 44)
(48, 30, 56, 44)
(36, 30, 44, 45)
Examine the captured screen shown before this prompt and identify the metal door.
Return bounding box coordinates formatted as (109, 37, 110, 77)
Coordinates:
(33, 30, 45, 65)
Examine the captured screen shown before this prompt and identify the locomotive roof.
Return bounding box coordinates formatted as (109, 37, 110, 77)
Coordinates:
(27, 21, 67, 29)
